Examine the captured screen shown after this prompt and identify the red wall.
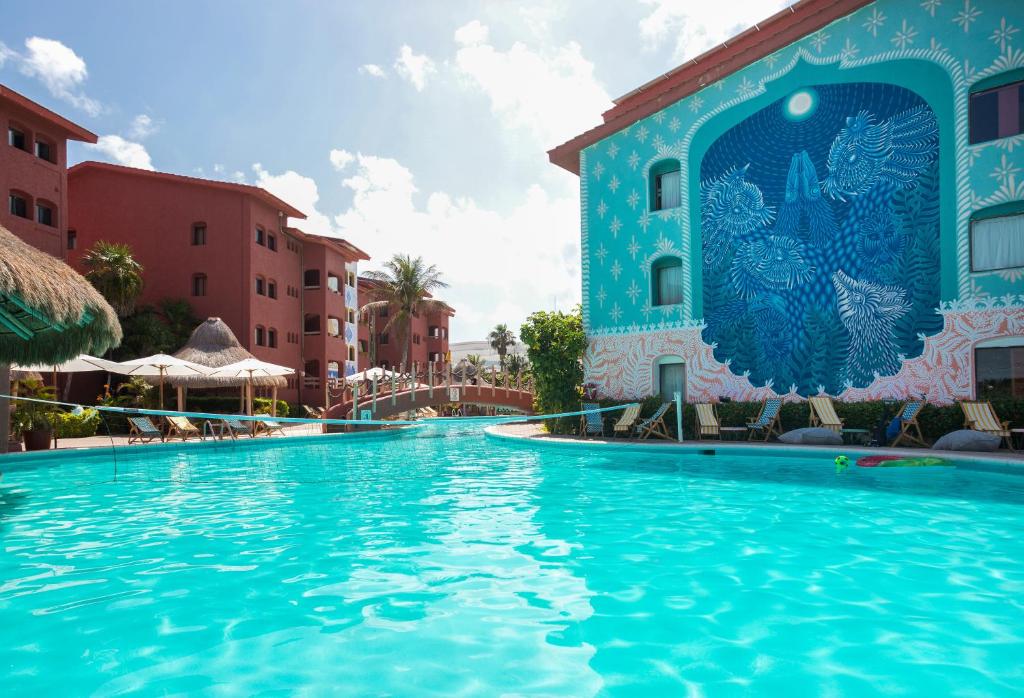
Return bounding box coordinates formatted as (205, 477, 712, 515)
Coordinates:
(357, 280, 452, 371)
(1, 99, 71, 257)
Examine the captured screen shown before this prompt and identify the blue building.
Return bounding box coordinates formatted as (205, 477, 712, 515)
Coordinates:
(550, 0, 1024, 405)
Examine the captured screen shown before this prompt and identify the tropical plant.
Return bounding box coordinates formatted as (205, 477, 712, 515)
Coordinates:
(519, 306, 586, 433)
(81, 241, 144, 317)
(11, 379, 58, 436)
(466, 354, 487, 371)
(112, 298, 198, 360)
(359, 254, 448, 368)
(487, 324, 517, 370)
(504, 353, 529, 379)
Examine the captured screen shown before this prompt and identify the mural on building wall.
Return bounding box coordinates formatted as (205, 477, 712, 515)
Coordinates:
(700, 82, 942, 395)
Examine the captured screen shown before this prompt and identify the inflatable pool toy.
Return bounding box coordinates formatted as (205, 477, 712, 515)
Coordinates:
(856, 455, 952, 468)
(834, 455, 850, 473)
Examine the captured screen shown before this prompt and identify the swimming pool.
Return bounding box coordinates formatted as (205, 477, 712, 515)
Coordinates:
(2, 425, 1023, 696)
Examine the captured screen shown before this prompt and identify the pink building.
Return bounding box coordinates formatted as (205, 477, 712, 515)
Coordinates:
(357, 276, 454, 371)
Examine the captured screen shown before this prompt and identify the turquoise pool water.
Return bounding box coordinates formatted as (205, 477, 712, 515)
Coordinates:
(2, 426, 1024, 696)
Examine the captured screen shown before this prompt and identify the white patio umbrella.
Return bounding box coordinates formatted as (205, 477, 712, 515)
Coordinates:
(110, 354, 212, 409)
(13, 353, 120, 374)
(344, 366, 400, 384)
(208, 358, 294, 415)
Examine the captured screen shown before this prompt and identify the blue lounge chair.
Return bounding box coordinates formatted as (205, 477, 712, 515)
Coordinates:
(635, 403, 673, 440)
(579, 402, 604, 438)
(747, 398, 783, 441)
(257, 418, 287, 437)
(890, 400, 926, 447)
(220, 418, 255, 439)
(128, 415, 164, 444)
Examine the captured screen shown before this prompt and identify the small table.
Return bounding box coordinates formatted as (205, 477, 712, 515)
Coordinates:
(842, 428, 871, 445)
(719, 427, 747, 441)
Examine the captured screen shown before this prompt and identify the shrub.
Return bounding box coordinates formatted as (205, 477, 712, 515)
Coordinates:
(185, 395, 288, 417)
(53, 409, 102, 438)
(519, 307, 586, 433)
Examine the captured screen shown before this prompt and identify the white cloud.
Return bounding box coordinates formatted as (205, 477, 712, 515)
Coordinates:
(329, 148, 355, 171)
(359, 63, 386, 78)
(0, 42, 13, 68)
(252, 163, 335, 237)
(84, 135, 154, 170)
(393, 45, 436, 91)
(452, 21, 611, 148)
(18, 37, 101, 115)
(334, 153, 581, 341)
(128, 113, 158, 139)
(638, 0, 795, 61)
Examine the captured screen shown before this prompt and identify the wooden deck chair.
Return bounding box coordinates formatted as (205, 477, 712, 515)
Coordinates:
(257, 418, 287, 437)
(635, 403, 673, 440)
(960, 401, 1014, 450)
(611, 404, 641, 437)
(128, 416, 164, 444)
(808, 396, 844, 434)
(165, 415, 202, 441)
(220, 418, 255, 439)
(747, 398, 783, 441)
(890, 400, 926, 447)
(579, 402, 604, 438)
(695, 403, 721, 439)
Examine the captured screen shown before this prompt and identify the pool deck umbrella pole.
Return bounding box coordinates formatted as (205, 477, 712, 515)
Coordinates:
(0, 223, 122, 454)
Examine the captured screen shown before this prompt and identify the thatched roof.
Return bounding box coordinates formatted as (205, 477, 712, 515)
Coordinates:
(0, 223, 122, 365)
(164, 317, 286, 388)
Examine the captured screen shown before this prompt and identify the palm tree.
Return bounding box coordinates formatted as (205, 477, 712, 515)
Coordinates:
(466, 354, 486, 371)
(359, 254, 448, 368)
(81, 241, 144, 317)
(488, 323, 517, 370)
(504, 353, 529, 379)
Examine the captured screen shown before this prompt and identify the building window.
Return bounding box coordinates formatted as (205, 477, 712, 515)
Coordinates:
(191, 223, 207, 246)
(969, 77, 1024, 144)
(304, 269, 320, 288)
(346, 308, 355, 323)
(971, 207, 1024, 272)
(651, 159, 681, 211)
(255, 226, 266, 245)
(255, 325, 266, 346)
(67, 229, 77, 250)
(267, 280, 277, 299)
(34, 139, 53, 163)
(327, 316, 340, 337)
(346, 345, 354, 362)
(652, 256, 683, 306)
(379, 332, 389, 345)
(976, 342, 1024, 398)
(304, 314, 321, 335)
(8, 127, 26, 151)
(429, 352, 441, 362)
(378, 306, 389, 318)
(35, 201, 55, 227)
(304, 359, 320, 378)
(327, 274, 340, 293)
(255, 276, 266, 295)
(192, 273, 207, 297)
(428, 325, 439, 337)
(655, 357, 686, 402)
(359, 339, 368, 352)
(267, 233, 277, 251)
(347, 271, 356, 287)
(9, 192, 29, 219)
(268, 328, 277, 348)
(413, 334, 420, 345)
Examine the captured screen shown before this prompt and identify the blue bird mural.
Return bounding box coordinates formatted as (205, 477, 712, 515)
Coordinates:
(700, 165, 775, 270)
(832, 270, 909, 385)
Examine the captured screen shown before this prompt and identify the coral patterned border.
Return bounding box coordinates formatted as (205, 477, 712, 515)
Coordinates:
(585, 305, 1024, 405)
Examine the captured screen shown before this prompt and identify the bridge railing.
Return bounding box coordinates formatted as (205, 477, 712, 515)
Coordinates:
(327, 361, 534, 418)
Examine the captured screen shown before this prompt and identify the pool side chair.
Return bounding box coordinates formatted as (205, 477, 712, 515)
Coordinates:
(960, 400, 1014, 451)
(612, 404, 641, 438)
(808, 396, 844, 434)
(166, 415, 202, 441)
(890, 400, 926, 448)
(695, 403, 721, 440)
(747, 398, 783, 442)
(257, 418, 287, 437)
(221, 418, 256, 439)
(303, 405, 325, 419)
(635, 403, 673, 440)
(128, 416, 164, 444)
(579, 402, 605, 438)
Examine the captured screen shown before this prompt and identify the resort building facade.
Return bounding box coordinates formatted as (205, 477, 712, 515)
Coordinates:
(551, 0, 1024, 404)
(1, 84, 97, 258)
(67, 162, 367, 405)
(357, 276, 454, 371)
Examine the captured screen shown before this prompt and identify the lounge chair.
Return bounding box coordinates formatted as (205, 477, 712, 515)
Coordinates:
(960, 400, 1014, 450)
(302, 405, 325, 419)
(257, 418, 287, 437)
(635, 403, 673, 440)
(220, 418, 256, 439)
(579, 402, 604, 438)
(166, 415, 202, 441)
(890, 400, 926, 448)
(695, 403, 720, 439)
(747, 397, 783, 441)
(612, 404, 641, 437)
(808, 396, 844, 434)
(128, 415, 164, 444)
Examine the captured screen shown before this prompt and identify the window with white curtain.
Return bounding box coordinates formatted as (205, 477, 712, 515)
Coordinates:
(652, 257, 683, 306)
(651, 159, 681, 211)
(657, 360, 685, 402)
(971, 211, 1024, 271)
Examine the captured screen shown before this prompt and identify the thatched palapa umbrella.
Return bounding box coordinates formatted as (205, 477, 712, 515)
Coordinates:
(0, 223, 122, 453)
(165, 318, 288, 414)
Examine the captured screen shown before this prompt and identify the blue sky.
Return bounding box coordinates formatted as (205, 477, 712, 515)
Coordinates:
(0, 0, 791, 341)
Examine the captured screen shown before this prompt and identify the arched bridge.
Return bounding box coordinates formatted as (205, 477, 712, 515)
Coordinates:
(325, 383, 535, 422)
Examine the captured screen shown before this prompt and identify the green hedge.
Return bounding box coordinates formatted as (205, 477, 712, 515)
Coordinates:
(184, 396, 289, 417)
(582, 397, 1024, 444)
(53, 409, 102, 438)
